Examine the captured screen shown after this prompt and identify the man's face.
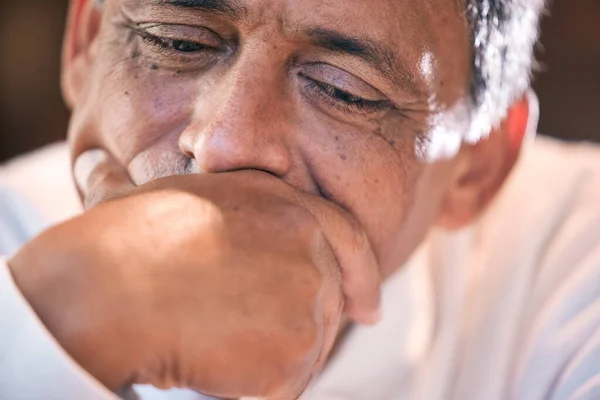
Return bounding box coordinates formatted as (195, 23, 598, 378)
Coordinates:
(67, 0, 472, 276)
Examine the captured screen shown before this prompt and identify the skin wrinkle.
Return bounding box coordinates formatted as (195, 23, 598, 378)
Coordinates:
(305, 28, 424, 98)
(74, 0, 479, 293)
(102, 0, 545, 136)
(122, 0, 436, 106)
(98, 11, 197, 178)
(156, 0, 249, 20)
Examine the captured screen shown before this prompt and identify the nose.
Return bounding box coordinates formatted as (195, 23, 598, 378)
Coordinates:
(179, 60, 294, 178)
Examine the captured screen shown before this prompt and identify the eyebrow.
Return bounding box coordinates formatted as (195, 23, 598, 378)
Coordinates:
(306, 28, 423, 97)
(151, 0, 247, 19)
(145, 1, 422, 96)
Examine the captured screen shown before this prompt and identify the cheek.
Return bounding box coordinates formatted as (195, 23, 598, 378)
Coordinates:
(300, 115, 428, 271)
(73, 39, 200, 168)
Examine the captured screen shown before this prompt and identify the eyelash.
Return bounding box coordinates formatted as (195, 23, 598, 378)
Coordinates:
(304, 78, 391, 114)
(134, 30, 213, 59)
(133, 30, 391, 115)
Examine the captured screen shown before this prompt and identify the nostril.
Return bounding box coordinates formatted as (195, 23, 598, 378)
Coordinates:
(182, 148, 194, 160)
(178, 130, 196, 160)
(177, 120, 293, 177)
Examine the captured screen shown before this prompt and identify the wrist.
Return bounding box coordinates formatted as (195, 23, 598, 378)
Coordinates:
(8, 220, 143, 392)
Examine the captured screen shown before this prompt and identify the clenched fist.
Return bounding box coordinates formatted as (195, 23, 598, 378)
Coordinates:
(9, 150, 381, 399)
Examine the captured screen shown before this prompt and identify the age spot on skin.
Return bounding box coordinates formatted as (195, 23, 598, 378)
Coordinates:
(339, 154, 347, 161)
(131, 50, 139, 59)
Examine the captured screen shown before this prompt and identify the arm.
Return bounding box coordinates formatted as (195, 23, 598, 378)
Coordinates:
(0, 258, 124, 400)
(4, 167, 379, 399)
(1, 146, 381, 399)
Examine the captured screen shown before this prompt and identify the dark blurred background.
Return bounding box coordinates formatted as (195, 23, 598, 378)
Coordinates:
(0, 0, 599, 162)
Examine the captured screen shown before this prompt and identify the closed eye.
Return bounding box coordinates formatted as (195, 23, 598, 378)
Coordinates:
(138, 32, 212, 54)
(302, 75, 392, 114)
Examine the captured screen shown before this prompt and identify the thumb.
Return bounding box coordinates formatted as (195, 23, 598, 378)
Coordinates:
(73, 149, 136, 210)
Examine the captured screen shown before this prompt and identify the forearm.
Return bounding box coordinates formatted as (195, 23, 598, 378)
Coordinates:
(7, 223, 144, 393)
(0, 257, 121, 400)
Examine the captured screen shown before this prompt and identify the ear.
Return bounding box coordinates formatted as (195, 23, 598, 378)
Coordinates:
(61, 0, 103, 109)
(437, 91, 539, 230)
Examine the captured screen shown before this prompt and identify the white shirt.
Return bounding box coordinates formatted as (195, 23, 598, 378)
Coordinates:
(1, 136, 599, 400)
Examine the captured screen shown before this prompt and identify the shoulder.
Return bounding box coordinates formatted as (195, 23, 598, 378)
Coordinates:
(0, 142, 82, 225)
(501, 137, 600, 306)
(433, 137, 600, 400)
(480, 136, 600, 264)
(487, 137, 600, 399)
(509, 136, 600, 208)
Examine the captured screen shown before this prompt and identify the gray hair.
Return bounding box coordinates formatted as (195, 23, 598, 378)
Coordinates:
(465, 0, 546, 140)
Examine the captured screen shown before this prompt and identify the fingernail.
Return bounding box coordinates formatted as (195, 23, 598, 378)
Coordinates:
(74, 149, 107, 195)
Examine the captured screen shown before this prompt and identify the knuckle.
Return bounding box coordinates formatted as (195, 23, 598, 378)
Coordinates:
(272, 350, 316, 396)
(257, 371, 303, 399)
(272, 300, 322, 363)
(254, 322, 319, 398)
(291, 319, 321, 357)
(276, 247, 325, 301)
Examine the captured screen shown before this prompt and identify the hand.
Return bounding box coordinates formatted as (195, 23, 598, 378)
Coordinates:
(8, 150, 381, 399)
(73, 150, 381, 324)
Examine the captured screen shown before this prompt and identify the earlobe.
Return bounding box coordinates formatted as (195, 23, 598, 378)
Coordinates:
(61, 0, 103, 108)
(436, 93, 537, 230)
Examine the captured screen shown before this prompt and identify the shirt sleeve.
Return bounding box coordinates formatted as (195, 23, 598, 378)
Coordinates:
(0, 257, 125, 400)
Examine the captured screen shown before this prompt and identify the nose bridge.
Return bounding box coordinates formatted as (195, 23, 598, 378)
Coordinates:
(227, 48, 281, 110)
(214, 62, 277, 136)
(180, 49, 293, 176)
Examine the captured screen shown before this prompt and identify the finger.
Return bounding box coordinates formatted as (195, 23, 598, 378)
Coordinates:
(298, 194, 382, 326)
(73, 149, 136, 209)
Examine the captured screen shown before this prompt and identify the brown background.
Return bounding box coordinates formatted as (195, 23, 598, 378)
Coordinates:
(1, 0, 599, 162)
